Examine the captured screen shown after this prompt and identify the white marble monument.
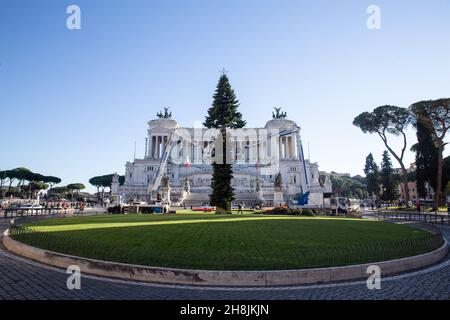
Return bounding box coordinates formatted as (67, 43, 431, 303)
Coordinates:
(112, 109, 332, 207)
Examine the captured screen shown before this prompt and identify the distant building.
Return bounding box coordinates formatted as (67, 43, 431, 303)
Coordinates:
(393, 163, 416, 175)
(326, 172, 351, 178)
(395, 163, 434, 202)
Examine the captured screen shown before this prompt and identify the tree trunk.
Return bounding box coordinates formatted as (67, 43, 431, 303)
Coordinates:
(381, 139, 410, 207)
(434, 140, 444, 211)
(400, 166, 410, 206)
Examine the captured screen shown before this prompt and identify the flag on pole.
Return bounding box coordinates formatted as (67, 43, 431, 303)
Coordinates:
(186, 157, 191, 168)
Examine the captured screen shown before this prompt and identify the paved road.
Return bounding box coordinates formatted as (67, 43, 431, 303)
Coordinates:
(0, 217, 449, 300)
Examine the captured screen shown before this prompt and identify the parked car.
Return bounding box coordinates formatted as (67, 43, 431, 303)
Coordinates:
(7, 204, 22, 209)
(19, 204, 43, 210)
(192, 205, 216, 212)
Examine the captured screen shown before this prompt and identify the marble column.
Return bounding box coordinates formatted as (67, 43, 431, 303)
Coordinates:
(281, 137, 285, 159)
(151, 136, 155, 158)
(148, 136, 152, 159)
(144, 138, 148, 159)
(163, 136, 168, 157)
(288, 136, 292, 158)
(158, 136, 162, 158)
(279, 137, 282, 158)
(292, 135, 298, 159)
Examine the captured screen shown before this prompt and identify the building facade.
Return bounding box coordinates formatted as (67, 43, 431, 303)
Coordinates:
(112, 114, 332, 206)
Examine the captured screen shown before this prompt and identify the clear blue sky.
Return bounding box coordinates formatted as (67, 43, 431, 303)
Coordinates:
(1, 0, 450, 192)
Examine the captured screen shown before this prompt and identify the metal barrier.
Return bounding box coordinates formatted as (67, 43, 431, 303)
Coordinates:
(379, 211, 450, 225)
(2, 207, 86, 219)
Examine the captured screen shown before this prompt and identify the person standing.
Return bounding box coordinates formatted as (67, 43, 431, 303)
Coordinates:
(237, 203, 243, 214)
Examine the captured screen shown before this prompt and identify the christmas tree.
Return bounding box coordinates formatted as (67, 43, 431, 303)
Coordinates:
(204, 73, 246, 213)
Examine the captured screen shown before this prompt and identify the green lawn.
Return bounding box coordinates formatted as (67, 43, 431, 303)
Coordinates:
(12, 214, 440, 270)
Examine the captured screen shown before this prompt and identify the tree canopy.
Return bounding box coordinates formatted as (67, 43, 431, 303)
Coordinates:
(363, 153, 379, 198)
(0, 167, 61, 198)
(411, 105, 439, 198)
(354, 105, 413, 204)
(331, 175, 367, 199)
(66, 183, 86, 191)
(380, 151, 399, 201)
(204, 74, 246, 130)
(411, 98, 450, 209)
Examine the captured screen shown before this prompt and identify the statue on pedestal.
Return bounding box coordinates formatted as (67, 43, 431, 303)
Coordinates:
(156, 107, 172, 119)
(274, 173, 283, 191)
(160, 175, 171, 205)
(273, 172, 284, 206)
(255, 178, 265, 202)
(272, 107, 287, 119)
(180, 177, 191, 206)
(111, 173, 120, 196)
(184, 177, 191, 193)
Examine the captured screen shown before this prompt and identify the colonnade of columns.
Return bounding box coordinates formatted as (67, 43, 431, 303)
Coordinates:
(279, 135, 297, 159)
(145, 133, 299, 161)
(232, 134, 298, 162)
(148, 135, 169, 159)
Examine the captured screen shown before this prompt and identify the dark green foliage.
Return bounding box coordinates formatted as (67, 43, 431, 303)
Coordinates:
(43, 176, 62, 189)
(407, 170, 417, 182)
(0, 167, 61, 198)
(89, 174, 124, 200)
(266, 207, 315, 216)
(410, 99, 450, 209)
(353, 105, 413, 204)
(66, 183, 85, 191)
(89, 174, 120, 189)
(331, 175, 367, 199)
(50, 186, 69, 195)
(380, 151, 399, 201)
(298, 208, 315, 216)
(65, 183, 86, 201)
(364, 153, 379, 197)
(411, 106, 439, 197)
(204, 74, 246, 212)
(210, 163, 235, 212)
(203, 75, 246, 130)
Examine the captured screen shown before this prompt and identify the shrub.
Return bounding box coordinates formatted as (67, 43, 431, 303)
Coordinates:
(265, 207, 315, 216)
(301, 209, 315, 216)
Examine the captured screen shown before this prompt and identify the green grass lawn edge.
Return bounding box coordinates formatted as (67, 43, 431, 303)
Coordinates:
(11, 214, 442, 271)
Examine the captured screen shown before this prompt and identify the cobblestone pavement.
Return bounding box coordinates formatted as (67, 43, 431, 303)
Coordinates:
(0, 217, 449, 300)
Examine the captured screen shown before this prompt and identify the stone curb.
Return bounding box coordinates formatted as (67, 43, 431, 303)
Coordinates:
(2, 229, 448, 287)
